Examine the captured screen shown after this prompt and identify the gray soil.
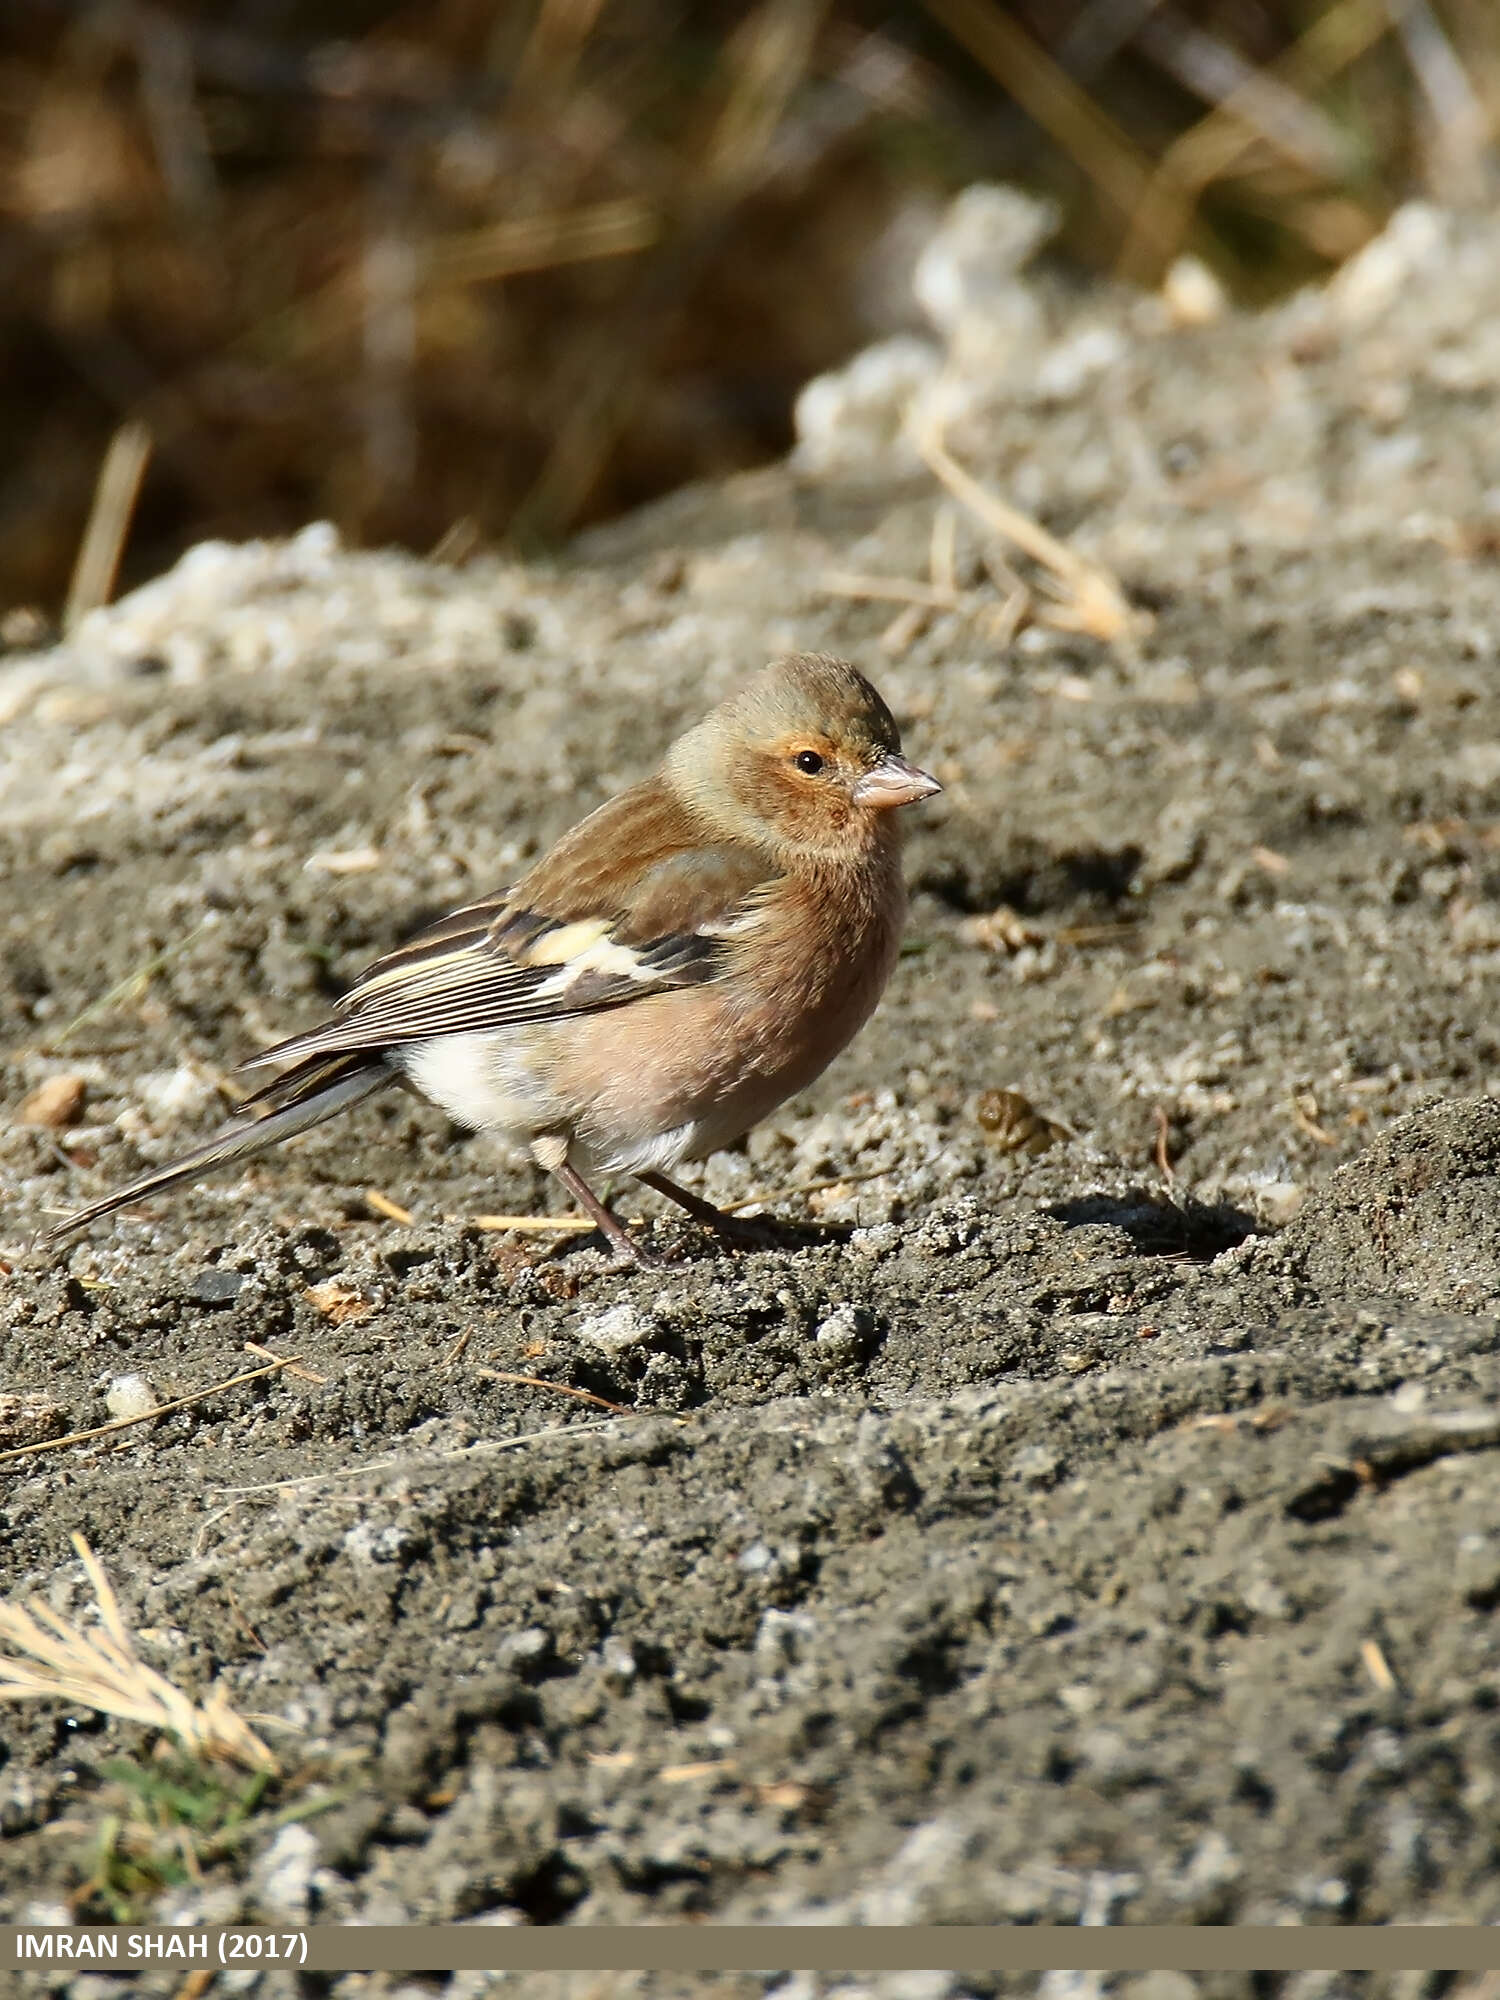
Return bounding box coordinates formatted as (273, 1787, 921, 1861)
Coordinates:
(6, 198, 1500, 1989)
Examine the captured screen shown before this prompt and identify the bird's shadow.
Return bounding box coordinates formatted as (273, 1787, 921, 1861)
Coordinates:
(560, 1210, 853, 1270)
(1045, 1189, 1260, 1261)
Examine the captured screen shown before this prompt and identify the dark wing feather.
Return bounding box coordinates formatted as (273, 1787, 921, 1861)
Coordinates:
(241, 788, 775, 1070)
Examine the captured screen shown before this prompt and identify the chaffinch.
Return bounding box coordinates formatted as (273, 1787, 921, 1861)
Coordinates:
(46, 653, 940, 1265)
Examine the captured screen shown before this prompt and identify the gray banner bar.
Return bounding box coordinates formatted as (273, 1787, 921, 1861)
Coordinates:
(5, 1927, 1500, 1973)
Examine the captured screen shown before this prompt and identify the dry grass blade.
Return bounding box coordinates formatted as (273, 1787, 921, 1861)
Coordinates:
(820, 570, 962, 610)
(425, 199, 658, 288)
(1395, 0, 1493, 200)
(920, 0, 1151, 221)
(914, 423, 1142, 645)
(243, 1340, 325, 1387)
(40, 917, 214, 1053)
(465, 1212, 597, 1235)
(929, 502, 959, 596)
(1116, 0, 1393, 284)
(516, 0, 612, 97)
(474, 1370, 634, 1416)
(520, 0, 822, 539)
(364, 1188, 413, 1225)
(0, 1532, 276, 1772)
(1135, 8, 1352, 180)
(703, 0, 825, 196)
(1360, 1636, 1398, 1693)
(62, 419, 153, 637)
(1153, 1104, 1176, 1186)
(0, 1356, 299, 1468)
(209, 1418, 624, 1498)
(880, 601, 932, 656)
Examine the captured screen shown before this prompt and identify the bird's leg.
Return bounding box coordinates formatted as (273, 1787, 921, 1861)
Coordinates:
(636, 1168, 786, 1248)
(546, 1155, 658, 1268)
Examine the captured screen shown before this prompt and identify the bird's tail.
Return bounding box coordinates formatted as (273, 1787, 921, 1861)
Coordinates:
(41, 1054, 393, 1245)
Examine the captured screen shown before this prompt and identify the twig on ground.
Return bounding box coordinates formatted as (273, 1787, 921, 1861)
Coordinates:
(463, 1212, 597, 1234)
(473, 1370, 634, 1417)
(208, 1418, 626, 1498)
(363, 1189, 413, 1224)
(819, 571, 962, 610)
(0, 1357, 302, 1469)
(1153, 1105, 1177, 1185)
(243, 1340, 326, 1386)
(63, 421, 153, 637)
(1360, 1637, 1398, 1693)
(914, 423, 1142, 646)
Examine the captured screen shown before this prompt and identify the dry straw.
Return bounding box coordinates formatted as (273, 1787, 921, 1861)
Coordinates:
(0, 1532, 277, 1773)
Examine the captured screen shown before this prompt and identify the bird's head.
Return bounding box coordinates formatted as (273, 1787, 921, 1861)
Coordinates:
(667, 654, 941, 863)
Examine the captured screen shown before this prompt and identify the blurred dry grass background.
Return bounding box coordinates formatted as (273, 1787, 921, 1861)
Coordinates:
(2, 0, 1498, 631)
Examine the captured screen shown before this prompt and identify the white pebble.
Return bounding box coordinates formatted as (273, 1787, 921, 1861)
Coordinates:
(1162, 254, 1227, 327)
(253, 1821, 318, 1919)
(134, 1064, 218, 1123)
(105, 1374, 157, 1421)
(576, 1303, 653, 1354)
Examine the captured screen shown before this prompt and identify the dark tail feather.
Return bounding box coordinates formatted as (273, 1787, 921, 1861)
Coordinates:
(41, 1055, 393, 1246)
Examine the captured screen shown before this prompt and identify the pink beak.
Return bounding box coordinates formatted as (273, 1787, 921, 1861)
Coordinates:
(851, 754, 943, 810)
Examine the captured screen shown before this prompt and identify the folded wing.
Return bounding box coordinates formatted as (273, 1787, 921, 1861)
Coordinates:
(240, 835, 774, 1073)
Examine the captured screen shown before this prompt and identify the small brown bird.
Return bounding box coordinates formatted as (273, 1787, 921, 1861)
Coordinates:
(45, 654, 939, 1265)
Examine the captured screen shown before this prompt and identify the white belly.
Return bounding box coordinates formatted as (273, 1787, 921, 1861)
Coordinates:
(400, 1031, 553, 1137)
(398, 1031, 710, 1180)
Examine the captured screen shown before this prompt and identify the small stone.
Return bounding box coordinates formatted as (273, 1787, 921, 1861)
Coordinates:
(104, 1374, 157, 1421)
(1161, 255, 1227, 328)
(1058, 1682, 1100, 1716)
(1, 605, 48, 649)
(252, 1821, 318, 1919)
(134, 1064, 217, 1122)
(18, 1074, 86, 1128)
(1256, 1182, 1305, 1225)
(601, 1637, 637, 1686)
(814, 1304, 872, 1367)
(849, 1223, 901, 1260)
(1171, 1829, 1242, 1899)
(190, 1268, 244, 1305)
(343, 1522, 413, 1564)
(496, 1625, 552, 1672)
(576, 1303, 652, 1354)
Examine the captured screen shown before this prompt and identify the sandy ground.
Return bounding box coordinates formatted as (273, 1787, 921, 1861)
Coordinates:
(6, 196, 1500, 1990)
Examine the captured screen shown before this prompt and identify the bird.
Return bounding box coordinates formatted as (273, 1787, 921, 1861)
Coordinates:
(42, 653, 940, 1266)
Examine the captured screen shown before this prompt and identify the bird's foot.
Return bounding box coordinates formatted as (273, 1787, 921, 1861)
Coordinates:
(636, 1171, 821, 1253)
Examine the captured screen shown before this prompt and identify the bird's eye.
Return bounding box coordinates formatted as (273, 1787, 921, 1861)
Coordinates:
(794, 749, 825, 775)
